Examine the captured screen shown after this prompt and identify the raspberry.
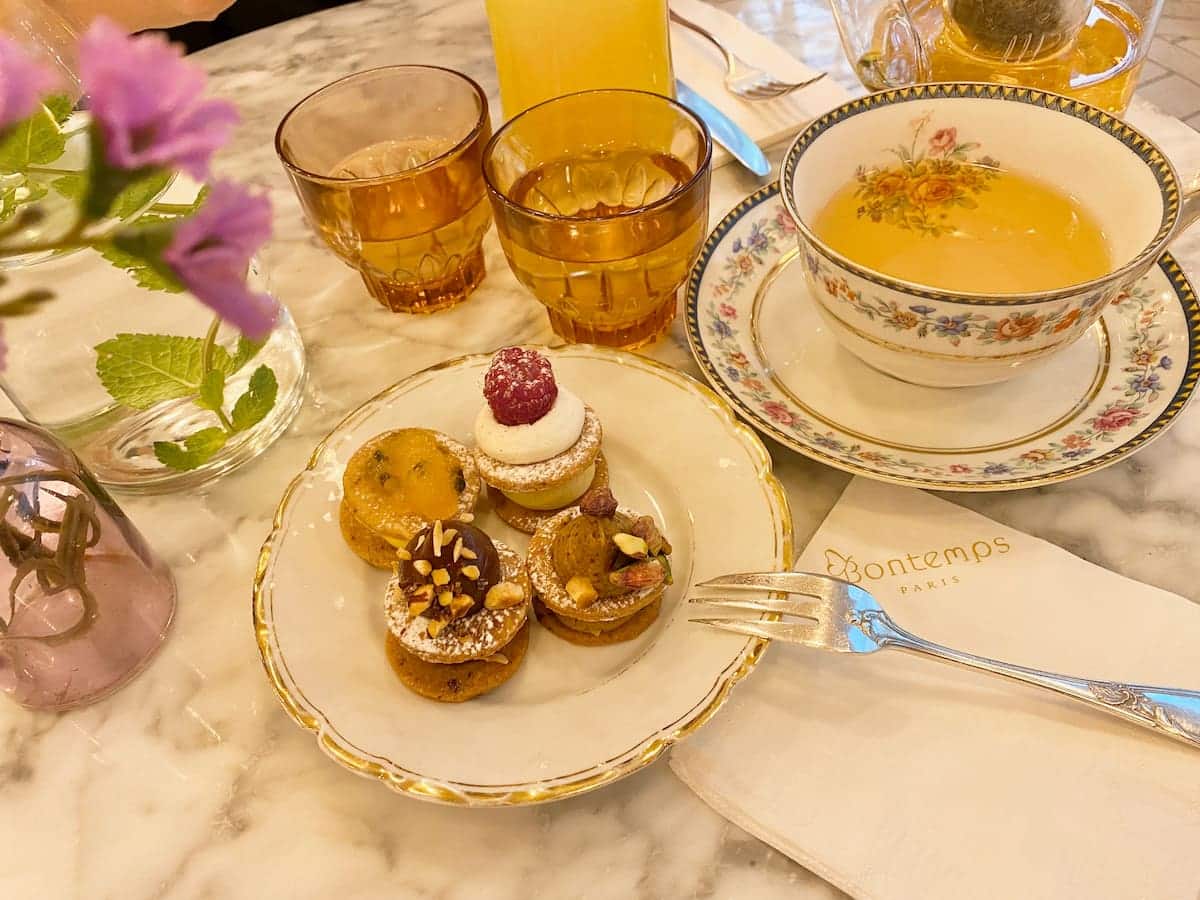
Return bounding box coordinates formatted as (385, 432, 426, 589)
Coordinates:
(483, 347, 558, 425)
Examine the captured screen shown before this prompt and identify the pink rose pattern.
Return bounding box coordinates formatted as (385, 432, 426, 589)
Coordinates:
(701, 197, 1180, 481)
(928, 127, 957, 156)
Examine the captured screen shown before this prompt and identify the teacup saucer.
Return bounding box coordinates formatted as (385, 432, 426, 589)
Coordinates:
(685, 184, 1200, 491)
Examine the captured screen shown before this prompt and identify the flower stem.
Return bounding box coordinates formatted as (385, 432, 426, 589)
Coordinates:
(24, 165, 78, 176)
(0, 220, 89, 257)
(200, 316, 236, 433)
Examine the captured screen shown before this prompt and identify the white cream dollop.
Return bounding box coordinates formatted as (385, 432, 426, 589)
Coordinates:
(474, 388, 585, 464)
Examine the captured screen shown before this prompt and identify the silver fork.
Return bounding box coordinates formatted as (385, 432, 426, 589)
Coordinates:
(691, 572, 1200, 750)
(670, 10, 827, 101)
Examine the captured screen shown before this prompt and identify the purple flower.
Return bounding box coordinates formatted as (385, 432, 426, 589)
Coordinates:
(909, 304, 937, 315)
(1129, 372, 1162, 394)
(1160, 356, 1173, 370)
(934, 314, 971, 337)
(712, 318, 733, 339)
(163, 182, 278, 339)
(79, 18, 238, 179)
(983, 462, 1012, 475)
(0, 37, 56, 131)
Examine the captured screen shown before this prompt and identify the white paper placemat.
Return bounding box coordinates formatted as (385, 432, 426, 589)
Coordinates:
(671, 478, 1200, 900)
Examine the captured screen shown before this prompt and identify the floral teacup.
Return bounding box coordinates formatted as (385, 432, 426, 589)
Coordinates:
(781, 83, 1200, 388)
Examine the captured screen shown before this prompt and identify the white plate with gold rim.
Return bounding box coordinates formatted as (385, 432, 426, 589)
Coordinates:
(254, 346, 791, 805)
(685, 184, 1200, 491)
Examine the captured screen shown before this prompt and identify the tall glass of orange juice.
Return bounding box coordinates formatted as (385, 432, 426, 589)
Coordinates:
(485, 0, 674, 118)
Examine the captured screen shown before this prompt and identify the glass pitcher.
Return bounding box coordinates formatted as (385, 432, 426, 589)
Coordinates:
(485, 0, 674, 118)
(828, 0, 1163, 114)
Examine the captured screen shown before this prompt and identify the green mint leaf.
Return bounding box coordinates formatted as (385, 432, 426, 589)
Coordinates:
(0, 104, 67, 170)
(98, 222, 185, 293)
(97, 241, 184, 293)
(22, 179, 48, 206)
(107, 170, 173, 220)
(196, 369, 226, 412)
(230, 336, 264, 371)
(50, 173, 86, 201)
(231, 365, 278, 432)
(153, 428, 228, 471)
(94, 333, 234, 411)
(43, 95, 75, 126)
(141, 183, 210, 222)
(0, 185, 18, 225)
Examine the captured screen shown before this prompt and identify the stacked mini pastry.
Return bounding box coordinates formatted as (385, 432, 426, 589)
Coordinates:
(384, 518, 531, 701)
(529, 487, 673, 645)
(340, 428, 481, 568)
(474, 347, 608, 534)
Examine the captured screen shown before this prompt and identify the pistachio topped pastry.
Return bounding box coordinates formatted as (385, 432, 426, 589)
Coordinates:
(528, 487, 673, 645)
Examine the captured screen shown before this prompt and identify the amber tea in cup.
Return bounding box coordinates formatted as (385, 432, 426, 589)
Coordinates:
(276, 66, 492, 313)
(483, 90, 711, 348)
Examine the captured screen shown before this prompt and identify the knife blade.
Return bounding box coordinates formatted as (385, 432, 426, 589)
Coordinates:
(675, 80, 770, 177)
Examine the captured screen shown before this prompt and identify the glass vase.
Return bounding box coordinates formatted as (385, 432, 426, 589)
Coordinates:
(0, 201, 308, 492)
(0, 418, 176, 710)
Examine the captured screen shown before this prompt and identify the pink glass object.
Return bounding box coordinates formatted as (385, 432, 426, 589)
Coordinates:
(0, 419, 175, 710)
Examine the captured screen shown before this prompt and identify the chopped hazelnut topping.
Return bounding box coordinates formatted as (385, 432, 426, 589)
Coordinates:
(413, 559, 432, 576)
(461, 546, 478, 560)
(452, 538, 464, 562)
(461, 564, 481, 580)
(395, 548, 412, 561)
(432, 568, 450, 586)
(426, 619, 445, 638)
(566, 576, 598, 608)
(432, 520, 445, 555)
(485, 581, 525, 610)
(407, 600, 431, 618)
(438, 590, 454, 607)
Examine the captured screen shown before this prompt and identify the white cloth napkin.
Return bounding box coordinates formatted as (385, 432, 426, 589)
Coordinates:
(670, 478, 1200, 900)
(670, 0, 849, 169)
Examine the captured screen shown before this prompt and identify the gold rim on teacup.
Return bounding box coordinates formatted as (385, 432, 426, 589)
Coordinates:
(780, 82, 1200, 306)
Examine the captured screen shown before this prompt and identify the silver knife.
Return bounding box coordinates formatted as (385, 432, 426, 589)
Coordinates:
(675, 79, 770, 177)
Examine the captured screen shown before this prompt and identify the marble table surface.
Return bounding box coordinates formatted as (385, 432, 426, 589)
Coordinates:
(4, 2, 1200, 898)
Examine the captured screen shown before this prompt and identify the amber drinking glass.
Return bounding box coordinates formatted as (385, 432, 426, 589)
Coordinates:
(276, 66, 492, 313)
(483, 90, 712, 348)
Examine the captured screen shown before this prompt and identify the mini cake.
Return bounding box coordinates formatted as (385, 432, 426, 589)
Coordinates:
(340, 428, 481, 568)
(474, 347, 607, 534)
(529, 487, 673, 645)
(384, 519, 531, 701)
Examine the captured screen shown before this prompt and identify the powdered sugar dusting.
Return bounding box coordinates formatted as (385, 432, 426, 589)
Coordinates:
(385, 545, 530, 663)
(483, 347, 558, 426)
(528, 506, 667, 622)
(476, 408, 602, 491)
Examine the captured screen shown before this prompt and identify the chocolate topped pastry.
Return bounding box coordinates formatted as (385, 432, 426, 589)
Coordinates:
(396, 520, 502, 623)
(384, 520, 532, 702)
